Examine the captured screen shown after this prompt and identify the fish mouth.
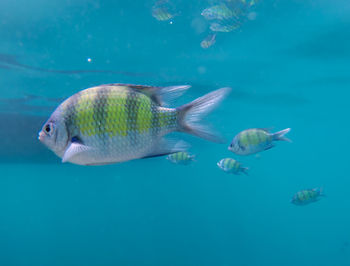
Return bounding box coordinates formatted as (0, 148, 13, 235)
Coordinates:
(38, 131, 44, 142)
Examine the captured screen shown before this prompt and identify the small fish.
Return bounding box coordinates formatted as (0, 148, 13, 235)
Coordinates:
(167, 151, 195, 165)
(152, 6, 174, 21)
(39, 84, 231, 165)
(200, 34, 217, 49)
(201, 3, 237, 20)
(291, 188, 325, 206)
(210, 22, 240, 32)
(152, 1, 176, 21)
(217, 158, 248, 175)
(229, 128, 291, 155)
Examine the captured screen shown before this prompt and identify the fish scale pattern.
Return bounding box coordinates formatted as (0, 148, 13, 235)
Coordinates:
(61, 86, 178, 140)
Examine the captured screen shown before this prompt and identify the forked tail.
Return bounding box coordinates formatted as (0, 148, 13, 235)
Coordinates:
(315, 187, 326, 197)
(176, 87, 231, 143)
(273, 128, 292, 142)
(242, 167, 249, 175)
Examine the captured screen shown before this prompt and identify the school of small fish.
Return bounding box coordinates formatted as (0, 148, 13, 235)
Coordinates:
(150, 0, 259, 49)
(38, 0, 324, 206)
(38, 83, 321, 206)
(201, 0, 260, 48)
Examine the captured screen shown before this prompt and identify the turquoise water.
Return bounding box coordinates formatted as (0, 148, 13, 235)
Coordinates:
(1, 0, 350, 265)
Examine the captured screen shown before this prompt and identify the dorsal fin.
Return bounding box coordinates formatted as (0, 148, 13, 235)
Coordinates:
(258, 127, 274, 133)
(102, 83, 190, 106)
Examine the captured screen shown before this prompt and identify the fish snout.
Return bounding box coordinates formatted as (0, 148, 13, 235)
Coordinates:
(38, 131, 45, 142)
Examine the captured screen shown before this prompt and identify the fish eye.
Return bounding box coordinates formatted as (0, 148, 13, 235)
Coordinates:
(44, 122, 55, 136)
(45, 124, 51, 133)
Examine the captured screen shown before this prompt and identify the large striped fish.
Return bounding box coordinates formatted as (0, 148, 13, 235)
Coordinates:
(38, 84, 230, 165)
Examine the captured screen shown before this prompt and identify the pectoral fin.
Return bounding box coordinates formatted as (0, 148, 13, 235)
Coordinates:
(62, 142, 92, 163)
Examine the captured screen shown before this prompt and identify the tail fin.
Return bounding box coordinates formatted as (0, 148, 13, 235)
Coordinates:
(316, 187, 326, 197)
(176, 87, 231, 143)
(242, 167, 249, 175)
(273, 128, 292, 142)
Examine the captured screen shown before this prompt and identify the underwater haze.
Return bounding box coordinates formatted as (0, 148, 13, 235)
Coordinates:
(1, 0, 349, 265)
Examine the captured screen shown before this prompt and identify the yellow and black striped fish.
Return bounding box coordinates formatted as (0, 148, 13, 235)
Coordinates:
(291, 188, 324, 205)
(217, 158, 248, 175)
(39, 84, 230, 165)
(167, 151, 195, 165)
(152, 6, 174, 21)
(229, 128, 291, 155)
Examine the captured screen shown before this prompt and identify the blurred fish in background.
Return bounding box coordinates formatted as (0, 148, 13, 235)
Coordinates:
(200, 0, 260, 48)
(201, 2, 238, 21)
(209, 22, 240, 32)
(152, 0, 177, 22)
(200, 33, 217, 49)
(291, 188, 325, 206)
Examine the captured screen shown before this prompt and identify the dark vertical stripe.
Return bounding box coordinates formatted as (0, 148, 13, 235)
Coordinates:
(226, 159, 231, 169)
(245, 131, 252, 151)
(297, 192, 302, 201)
(151, 105, 160, 138)
(64, 93, 81, 139)
(237, 134, 245, 151)
(257, 130, 262, 144)
(93, 87, 108, 143)
(125, 90, 138, 136)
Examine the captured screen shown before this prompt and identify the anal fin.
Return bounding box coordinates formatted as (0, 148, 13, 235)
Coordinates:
(264, 144, 275, 151)
(141, 139, 189, 159)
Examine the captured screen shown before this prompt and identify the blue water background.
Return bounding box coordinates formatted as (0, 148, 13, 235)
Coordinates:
(0, 0, 349, 265)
